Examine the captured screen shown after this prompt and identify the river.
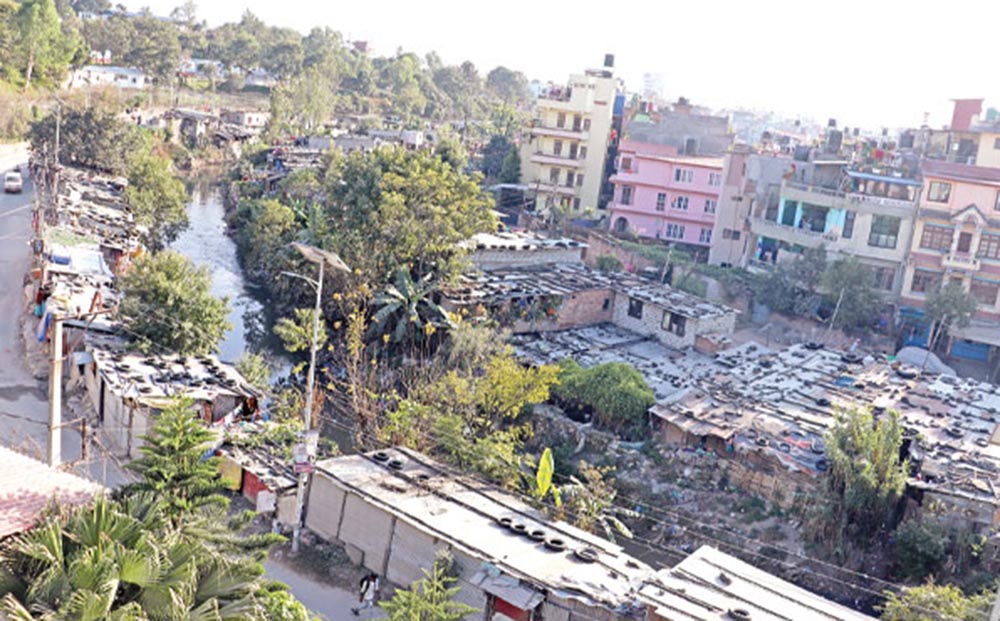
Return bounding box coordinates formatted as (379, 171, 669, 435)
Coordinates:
(170, 185, 269, 364)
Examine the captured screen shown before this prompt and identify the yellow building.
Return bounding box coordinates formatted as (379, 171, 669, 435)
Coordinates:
(521, 61, 620, 217)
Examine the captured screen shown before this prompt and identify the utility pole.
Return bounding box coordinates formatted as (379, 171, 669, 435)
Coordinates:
(47, 314, 63, 467)
(826, 287, 845, 341)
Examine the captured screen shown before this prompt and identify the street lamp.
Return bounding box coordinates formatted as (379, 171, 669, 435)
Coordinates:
(285, 242, 349, 553)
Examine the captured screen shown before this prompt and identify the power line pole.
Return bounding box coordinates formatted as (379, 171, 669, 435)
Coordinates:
(292, 259, 324, 553)
(47, 313, 63, 467)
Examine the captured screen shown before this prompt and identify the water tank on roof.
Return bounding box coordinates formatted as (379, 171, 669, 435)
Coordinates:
(828, 118, 837, 128)
(604, 54, 615, 68)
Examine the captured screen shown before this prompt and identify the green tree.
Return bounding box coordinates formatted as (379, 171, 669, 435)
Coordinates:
(274, 308, 328, 354)
(755, 245, 827, 316)
(124, 148, 189, 251)
(553, 360, 655, 438)
(320, 146, 496, 288)
(236, 352, 271, 392)
(124, 16, 182, 83)
(370, 267, 453, 348)
(485, 66, 529, 105)
(28, 107, 142, 174)
(822, 257, 879, 329)
(893, 518, 950, 581)
(808, 407, 908, 555)
(126, 399, 225, 517)
(434, 125, 468, 171)
(925, 281, 978, 351)
(880, 581, 992, 621)
(13, 0, 80, 89)
(381, 553, 477, 621)
(479, 135, 511, 180)
(232, 198, 297, 282)
(118, 251, 231, 355)
(498, 145, 521, 183)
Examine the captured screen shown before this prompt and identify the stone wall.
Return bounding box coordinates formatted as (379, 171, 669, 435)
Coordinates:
(582, 233, 657, 273)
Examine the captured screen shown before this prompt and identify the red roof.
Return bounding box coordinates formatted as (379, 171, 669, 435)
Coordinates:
(922, 159, 1000, 184)
(0, 447, 102, 539)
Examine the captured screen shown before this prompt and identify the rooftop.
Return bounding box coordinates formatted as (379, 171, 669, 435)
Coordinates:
(641, 546, 875, 621)
(922, 159, 1000, 186)
(447, 264, 738, 321)
(463, 231, 586, 252)
(316, 447, 653, 613)
(0, 446, 102, 539)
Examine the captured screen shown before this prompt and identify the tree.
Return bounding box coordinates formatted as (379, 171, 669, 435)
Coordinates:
(553, 360, 655, 438)
(479, 135, 511, 180)
(236, 352, 271, 392)
(821, 257, 880, 329)
(13, 0, 80, 90)
(124, 148, 189, 251)
(124, 16, 182, 82)
(498, 145, 521, 184)
(381, 552, 477, 621)
(755, 245, 827, 316)
(370, 267, 453, 348)
(274, 308, 328, 354)
(232, 198, 297, 282)
(808, 407, 908, 555)
(126, 399, 225, 517)
(563, 463, 636, 542)
(320, 147, 496, 288)
(893, 518, 950, 581)
(434, 126, 468, 171)
(118, 251, 231, 355)
(485, 66, 529, 105)
(28, 107, 142, 174)
(880, 581, 992, 621)
(925, 281, 978, 351)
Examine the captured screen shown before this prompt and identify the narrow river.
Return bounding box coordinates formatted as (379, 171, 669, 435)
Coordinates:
(169, 186, 264, 364)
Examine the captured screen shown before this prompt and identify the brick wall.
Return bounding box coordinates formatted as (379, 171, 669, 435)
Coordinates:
(512, 288, 615, 333)
(582, 234, 657, 273)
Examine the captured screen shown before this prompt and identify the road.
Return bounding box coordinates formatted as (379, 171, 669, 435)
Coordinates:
(265, 555, 383, 620)
(0, 144, 127, 485)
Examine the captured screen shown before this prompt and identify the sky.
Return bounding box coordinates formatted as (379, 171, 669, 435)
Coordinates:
(125, 0, 998, 130)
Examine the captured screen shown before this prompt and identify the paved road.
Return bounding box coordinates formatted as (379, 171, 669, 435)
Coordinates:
(265, 555, 381, 620)
(0, 145, 127, 485)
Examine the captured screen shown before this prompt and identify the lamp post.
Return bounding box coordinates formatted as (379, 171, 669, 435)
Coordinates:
(285, 242, 349, 553)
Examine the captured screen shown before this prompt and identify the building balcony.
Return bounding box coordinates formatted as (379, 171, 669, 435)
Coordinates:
(942, 253, 981, 271)
(844, 192, 915, 211)
(781, 180, 915, 214)
(530, 125, 589, 141)
(530, 152, 585, 168)
(749, 217, 838, 249)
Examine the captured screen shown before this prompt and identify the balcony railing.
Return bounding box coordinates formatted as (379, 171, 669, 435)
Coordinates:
(785, 180, 844, 199)
(749, 217, 839, 247)
(943, 253, 981, 271)
(783, 180, 915, 211)
(530, 124, 589, 140)
(530, 151, 585, 168)
(846, 193, 914, 210)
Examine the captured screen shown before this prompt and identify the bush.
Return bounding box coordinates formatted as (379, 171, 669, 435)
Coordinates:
(595, 254, 623, 273)
(553, 359, 655, 439)
(894, 518, 949, 580)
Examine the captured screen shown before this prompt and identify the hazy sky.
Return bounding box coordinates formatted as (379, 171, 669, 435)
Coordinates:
(126, 0, 996, 130)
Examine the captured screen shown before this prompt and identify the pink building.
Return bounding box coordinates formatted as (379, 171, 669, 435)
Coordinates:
(608, 141, 724, 256)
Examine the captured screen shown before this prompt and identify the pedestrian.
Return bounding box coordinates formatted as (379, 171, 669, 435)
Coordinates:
(352, 572, 379, 616)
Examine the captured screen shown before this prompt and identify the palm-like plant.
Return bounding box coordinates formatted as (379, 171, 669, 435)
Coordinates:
(562, 464, 637, 543)
(370, 267, 454, 347)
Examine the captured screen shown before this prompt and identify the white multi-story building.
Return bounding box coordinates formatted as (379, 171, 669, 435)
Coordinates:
(521, 58, 620, 217)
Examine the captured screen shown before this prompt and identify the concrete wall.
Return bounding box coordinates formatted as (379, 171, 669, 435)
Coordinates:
(304, 473, 346, 541)
(339, 493, 396, 574)
(470, 247, 583, 270)
(611, 294, 735, 349)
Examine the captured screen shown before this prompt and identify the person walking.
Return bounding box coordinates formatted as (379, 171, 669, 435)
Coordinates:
(352, 572, 380, 616)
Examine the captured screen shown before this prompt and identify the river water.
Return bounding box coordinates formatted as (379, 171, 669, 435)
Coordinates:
(169, 186, 266, 364)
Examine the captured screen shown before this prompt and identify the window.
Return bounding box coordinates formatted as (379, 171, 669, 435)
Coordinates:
(673, 196, 689, 210)
(580, 146, 588, 159)
(674, 168, 693, 183)
(602, 298, 611, 311)
(583, 118, 591, 131)
(621, 156, 632, 171)
(709, 172, 722, 186)
(842, 211, 856, 239)
(868, 215, 901, 249)
(920, 224, 953, 250)
(620, 185, 633, 205)
(665, 223, 685, 239)
(549, 168, 560, 184)
(664, 312, 687, 337)
(870, 266, 895, 291)
(971, 280, 1000, 306)
(928, 181, 952, 203)
(557, 112, 566, 128)
(573, 197, 581, 211)
(910, 270, 942, 294)
(656, 193, 667, 211)
(731, 230, 741, 240)
(573, 115, 582, 131)
(553, 140, 563, 156)
(576, 174, 584, 187)
(994, 137, 1000, 150)
(978, 234, 1000, 259)
(565, 172, 575, 187)
(699, 228, 712, 243)
(995, 191, 1000, 211)
(568, 143, 578, 159)
(704, 199, 717, 213)
(722, 228, 733, 239)
(628, 298, 643, 319)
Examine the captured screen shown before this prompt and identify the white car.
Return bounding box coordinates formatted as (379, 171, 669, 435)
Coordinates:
(3, 171, 23, 194)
